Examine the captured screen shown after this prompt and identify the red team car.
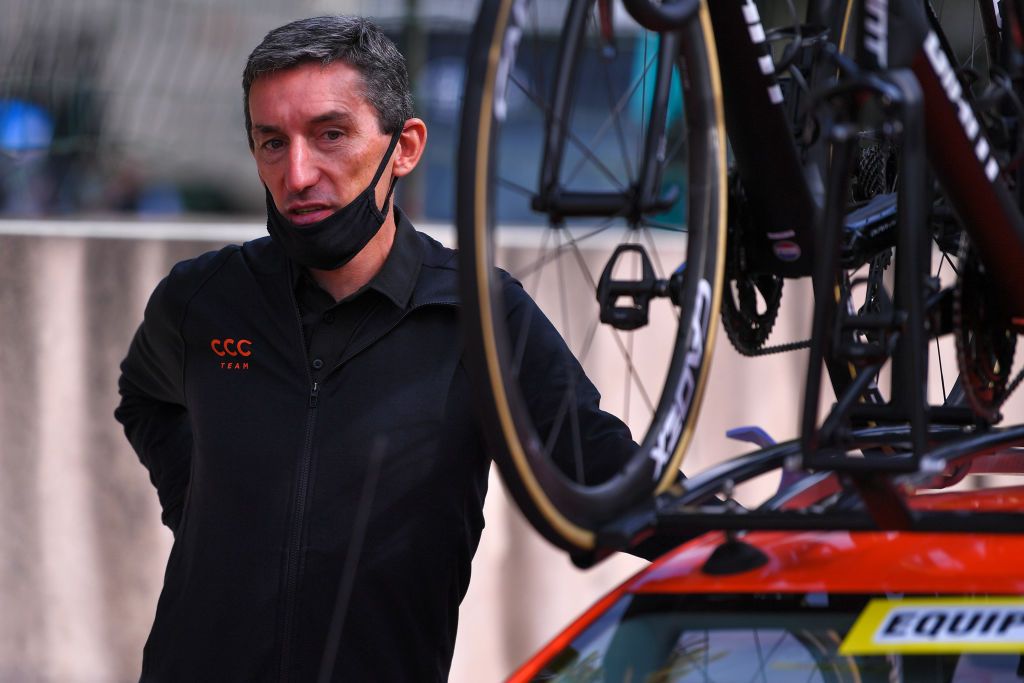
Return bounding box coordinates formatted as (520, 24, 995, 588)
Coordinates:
(508, 436, 1024, 682)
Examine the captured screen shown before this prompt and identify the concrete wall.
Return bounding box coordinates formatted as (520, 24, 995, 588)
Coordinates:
(0, 219, 864, 681)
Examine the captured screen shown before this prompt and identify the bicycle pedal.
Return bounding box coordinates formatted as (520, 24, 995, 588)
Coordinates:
(596, 244, 662, 331)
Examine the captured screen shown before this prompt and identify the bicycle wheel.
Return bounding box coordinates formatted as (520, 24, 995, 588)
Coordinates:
(457, 0, 726, 552)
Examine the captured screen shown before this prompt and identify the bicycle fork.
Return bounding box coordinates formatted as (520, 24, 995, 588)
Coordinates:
(531, 0, 686, 223)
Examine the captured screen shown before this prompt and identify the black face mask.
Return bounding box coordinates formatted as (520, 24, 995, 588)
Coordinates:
(265, 130, 401, 270)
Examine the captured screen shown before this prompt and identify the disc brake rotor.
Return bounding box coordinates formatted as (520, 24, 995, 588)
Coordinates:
(954, 244, 1017, 423)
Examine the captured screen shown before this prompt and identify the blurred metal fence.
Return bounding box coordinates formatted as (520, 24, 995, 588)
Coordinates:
(0, 0, 479, 218)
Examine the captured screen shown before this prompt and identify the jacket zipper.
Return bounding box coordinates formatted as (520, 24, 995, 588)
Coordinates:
(279, 381, 318, 682)
(280, 287, 320, 682)
(278, 298, 455, 680)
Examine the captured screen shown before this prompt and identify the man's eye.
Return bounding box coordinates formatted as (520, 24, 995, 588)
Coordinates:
(261, 139, 284, 151)
(324, 130, 342, 141)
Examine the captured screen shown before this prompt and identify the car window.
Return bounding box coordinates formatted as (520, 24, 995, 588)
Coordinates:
(531, 593, 1024, 682)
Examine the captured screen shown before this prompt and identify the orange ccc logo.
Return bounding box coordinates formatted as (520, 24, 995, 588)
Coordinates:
(211, 338, 252, 370)
(210, 338, 252, 357)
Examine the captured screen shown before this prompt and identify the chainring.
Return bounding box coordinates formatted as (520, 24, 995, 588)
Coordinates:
(953, 244, 1017, 423)
(721, 174, 784, 356)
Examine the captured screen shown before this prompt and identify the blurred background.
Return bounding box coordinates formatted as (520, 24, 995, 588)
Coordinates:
(0, 0, 474, 220)
(1, 0, 1016, 681)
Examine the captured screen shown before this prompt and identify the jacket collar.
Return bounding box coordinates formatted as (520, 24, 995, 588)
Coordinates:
(287, 207, 423, 310)
(243, 206, 459, 310)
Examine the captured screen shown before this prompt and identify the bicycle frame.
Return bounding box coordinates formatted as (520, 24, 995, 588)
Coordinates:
(707, 0, 838, 279)
(532, 0, 684, 221)
(890, 0, 1024, 317)
(711, 0, 1024, 316)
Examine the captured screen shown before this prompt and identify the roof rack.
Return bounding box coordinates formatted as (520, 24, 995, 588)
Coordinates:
(593, 423, 1024, 556)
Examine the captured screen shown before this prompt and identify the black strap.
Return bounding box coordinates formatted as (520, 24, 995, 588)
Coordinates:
(369, 129, 403, 188)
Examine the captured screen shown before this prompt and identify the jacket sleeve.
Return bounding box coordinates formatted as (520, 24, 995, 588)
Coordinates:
(501, 275, 638, 485)
(115, 270, 192, 534)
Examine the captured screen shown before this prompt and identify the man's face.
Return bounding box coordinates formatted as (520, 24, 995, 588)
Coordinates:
(249, 61, 393, 226)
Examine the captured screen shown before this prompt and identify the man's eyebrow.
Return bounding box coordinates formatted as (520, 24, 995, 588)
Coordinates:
(309, 110, 353, 125)
(252, 123, 282, 136)
(251, 111, 353, 136)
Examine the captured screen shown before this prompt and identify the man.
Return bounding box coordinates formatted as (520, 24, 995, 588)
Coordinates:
(116, 15, 633, 682)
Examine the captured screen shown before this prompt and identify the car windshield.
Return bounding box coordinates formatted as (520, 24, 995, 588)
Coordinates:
(531, 593, 1024, 682)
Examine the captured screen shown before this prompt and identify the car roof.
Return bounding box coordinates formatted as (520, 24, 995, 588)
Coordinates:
(636, 484, 1024, 596)
(509, 484, 1024, 682)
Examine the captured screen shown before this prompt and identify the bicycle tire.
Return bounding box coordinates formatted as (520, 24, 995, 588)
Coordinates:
(457, 0, 726, 552)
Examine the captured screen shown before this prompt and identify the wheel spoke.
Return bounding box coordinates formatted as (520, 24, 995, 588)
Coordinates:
(641, 225, 668, 279)
(568, 380, 585, 483)
(623, 329, 634, 424)
(936, 334, 949, 399)
(536, 367, 588, 484)
(564, 48, 660, 187)
(575, 316, 601, 367)
(497, 175, 539, 199)
(639, 31, 650, 183)
(664, 125, 687, 168)
(513, 219, 617, 280)
(602, 41, 637, 186)
(555, 228, 573, 348)
(611, 327, 657, 414)
(702, 631, 711, 682)
(528, 0, 547, 115)
(511, 229, 554, 379)
(751, 630, 769, 683)
(642, 218, 687, 232)
(510, 72, 629, 191)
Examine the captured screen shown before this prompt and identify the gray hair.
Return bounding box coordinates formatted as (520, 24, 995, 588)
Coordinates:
(242, 15, 414, 148)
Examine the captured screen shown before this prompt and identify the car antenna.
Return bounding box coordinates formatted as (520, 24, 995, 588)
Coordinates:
(700, 479, 769, 576)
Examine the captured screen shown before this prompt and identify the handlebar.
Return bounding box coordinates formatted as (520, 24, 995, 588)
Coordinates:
(621, 0, 699, 33)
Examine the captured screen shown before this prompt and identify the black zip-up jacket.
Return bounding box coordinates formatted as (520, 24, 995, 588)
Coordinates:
(116, 212, 634, 681)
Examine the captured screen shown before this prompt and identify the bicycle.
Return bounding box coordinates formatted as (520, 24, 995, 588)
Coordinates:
(456, 0, 1024, 556)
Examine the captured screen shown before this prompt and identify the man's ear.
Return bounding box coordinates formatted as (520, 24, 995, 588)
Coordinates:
(392, 118, 428, 178)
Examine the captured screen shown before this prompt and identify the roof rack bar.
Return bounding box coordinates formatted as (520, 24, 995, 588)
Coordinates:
(593, 425, 1024, 553)
(649, 507, 1024, 536)
(914, 423, 1024, 478)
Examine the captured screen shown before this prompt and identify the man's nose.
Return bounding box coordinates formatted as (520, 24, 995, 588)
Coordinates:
(284, 140, 320, 194)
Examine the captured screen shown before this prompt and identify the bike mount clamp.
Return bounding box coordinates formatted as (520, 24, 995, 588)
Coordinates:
(596, 244, 678, 331)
